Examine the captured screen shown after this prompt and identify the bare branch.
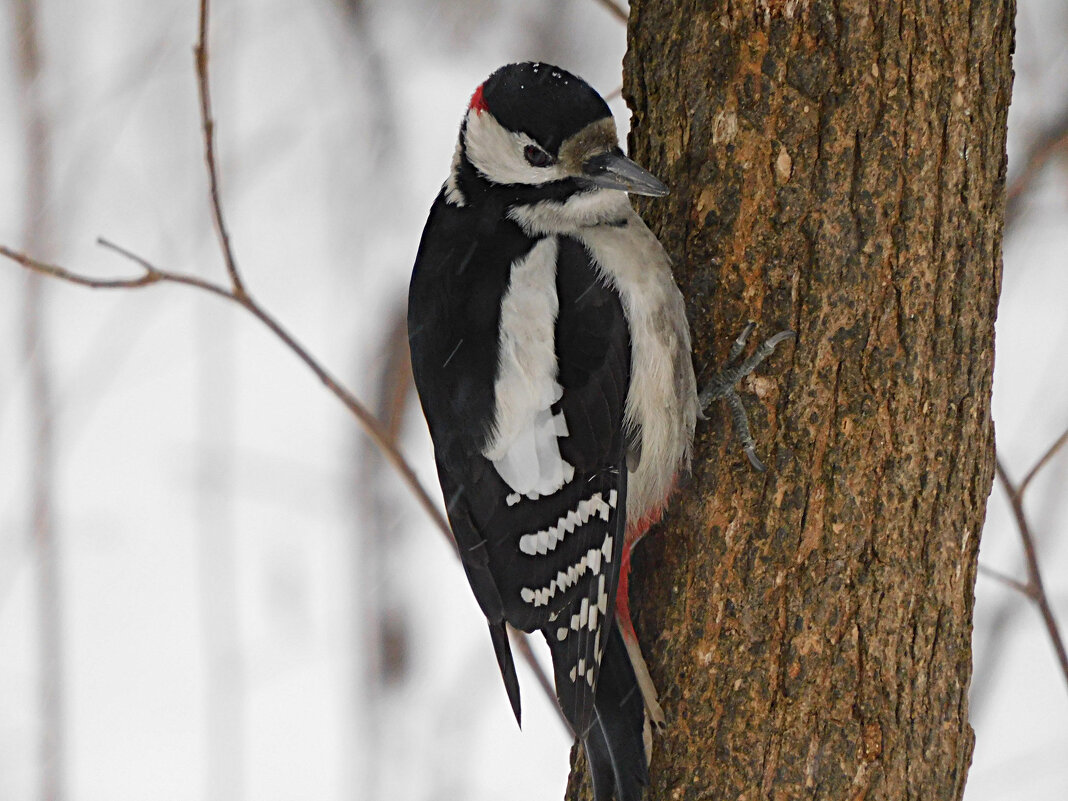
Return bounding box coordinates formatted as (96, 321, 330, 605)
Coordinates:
(994, 458, 1068, 694)
(186, 0, 456, 541)
(11, 0, 65, 795)
(1, 241, 453, 545)
(977, 563, 1031, 597)
(509, 625, 570, 732)
(2, 238, 569, 724)
(1004, 110, 1068, 230)
(1018, 422, 1068, 497)
(195, 0, 244, 297)
(97, 238, 235, 302)
(0, 244, 158, 289)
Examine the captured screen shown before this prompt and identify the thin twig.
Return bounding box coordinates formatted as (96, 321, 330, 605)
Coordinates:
(994, 458, 1068, 693)
(379, 309, 414, 444)
(8, 209, 578, 730)
(591, 0, 628, 24)
(194, 0, 244, 297)
(1, 244, 158, 289)
(1, 241, 453, 544)
(98, 238, 232, 300)
(188, 0, 449, 554)
(191, 0, 562, 719)
(5, 240, 574, 739)
(1018, 422, 1068, 497)
(977, 563, 1031, 597)
(1004, 111, 1068, 230)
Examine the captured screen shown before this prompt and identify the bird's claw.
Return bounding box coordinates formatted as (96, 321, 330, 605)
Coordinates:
(699, 322, 795, 472)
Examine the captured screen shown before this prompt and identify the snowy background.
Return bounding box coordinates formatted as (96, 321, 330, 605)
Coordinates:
(0, 1, 1065, 800)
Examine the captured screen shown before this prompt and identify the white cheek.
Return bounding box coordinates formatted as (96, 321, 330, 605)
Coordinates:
(464, 110, 567, 186)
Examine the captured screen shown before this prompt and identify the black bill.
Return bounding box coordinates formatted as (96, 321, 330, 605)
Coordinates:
(580, 150, 669, 197)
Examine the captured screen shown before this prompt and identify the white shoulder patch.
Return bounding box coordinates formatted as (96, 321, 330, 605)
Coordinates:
(482, 237, 574, 499)
(444, 138, 466, 206)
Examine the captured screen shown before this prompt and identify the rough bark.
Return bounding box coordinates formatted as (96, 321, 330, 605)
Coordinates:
(567, 1, 1012, 799)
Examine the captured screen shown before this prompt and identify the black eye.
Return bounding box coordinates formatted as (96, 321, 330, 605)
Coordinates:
(524, 144, 554, 167)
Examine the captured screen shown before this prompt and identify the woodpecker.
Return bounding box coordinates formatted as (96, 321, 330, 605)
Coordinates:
(408, 62, 789, 801)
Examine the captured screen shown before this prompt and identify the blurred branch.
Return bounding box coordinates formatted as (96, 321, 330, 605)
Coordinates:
(967, 593, 1026, 720)
(1004, 110, 1068, 229)
(0, 238, 453, 543)
(356, 304, 414, 690)
(188, 0, 454, 540)
(976, 564, 1030, 596)
(1019, 424, 1068, 496)
(353, 307, 415, 798)
(193, 14, 244, 792)
(993, 440, 1068, 695)
(591, 0, 628, 24)
(510, 628, 570, 731)
(10, 0, 65, 798)
(380, 314, 414, 443)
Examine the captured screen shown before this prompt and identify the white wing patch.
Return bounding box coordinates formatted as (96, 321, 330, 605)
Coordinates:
(557, 572, 610, 688)
(483, 236, 575, 499)
(506, 198, 698, 526)
(443, 138, 466, 206)
(519, 532, 614, 608)
(517, 491, 614, 556)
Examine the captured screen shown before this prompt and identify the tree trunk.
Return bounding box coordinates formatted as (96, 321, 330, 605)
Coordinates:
(567, 1, 1012, 799)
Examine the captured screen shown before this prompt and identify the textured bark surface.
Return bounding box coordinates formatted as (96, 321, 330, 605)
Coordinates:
(567, 1, 1013, 799)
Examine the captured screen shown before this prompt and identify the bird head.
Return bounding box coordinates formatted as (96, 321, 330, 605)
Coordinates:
(448, 63, 668, 209)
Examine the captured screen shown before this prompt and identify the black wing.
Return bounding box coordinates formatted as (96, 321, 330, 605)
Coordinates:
(408, 192, 533, 470)
(409, 204, 631, 734)
(409, 192, 534, 722)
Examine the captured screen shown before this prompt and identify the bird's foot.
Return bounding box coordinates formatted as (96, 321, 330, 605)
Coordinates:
(699, 322, 795, 472)
(621, 627, 666, 730)
(619, 627, 665, 766)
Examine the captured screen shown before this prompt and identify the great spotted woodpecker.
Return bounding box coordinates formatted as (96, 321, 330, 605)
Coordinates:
(408, 63, 790, 801)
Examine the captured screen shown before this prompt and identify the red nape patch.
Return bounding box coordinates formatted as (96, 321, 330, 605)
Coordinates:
(616, 543, 637, 642)
(468, 83, 488, 114)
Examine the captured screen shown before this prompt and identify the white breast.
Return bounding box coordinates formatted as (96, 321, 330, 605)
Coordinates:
(578, 212, 698, 524)
(508, 190, 698, 524)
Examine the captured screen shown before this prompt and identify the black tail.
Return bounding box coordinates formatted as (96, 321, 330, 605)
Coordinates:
(585, 624, 649, 801)
(488, 620, 522, 726)
(547, 623, 648, 801)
